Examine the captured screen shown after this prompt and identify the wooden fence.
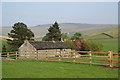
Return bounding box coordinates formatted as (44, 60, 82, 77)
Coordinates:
(1, 50, 120, 68)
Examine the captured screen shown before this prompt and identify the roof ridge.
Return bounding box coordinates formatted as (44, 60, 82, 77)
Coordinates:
(28, 41, 71, 50)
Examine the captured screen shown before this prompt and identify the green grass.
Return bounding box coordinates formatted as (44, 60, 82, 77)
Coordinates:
(92, 39, 118, 53)
(84, 34, 110, 39)
(48, 56, 119, 66)
(1, 39, 17, 51)
(84, 27, 118, 39)
(0, 39, 6, 51)
(83, 27, 118, 53)
(2, 60, 118, 78)
(48, 57, 109, 64)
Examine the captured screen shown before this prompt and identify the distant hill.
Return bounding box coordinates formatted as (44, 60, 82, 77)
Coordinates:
(84, 27, 118, 39)
(1, 23, 117, 39)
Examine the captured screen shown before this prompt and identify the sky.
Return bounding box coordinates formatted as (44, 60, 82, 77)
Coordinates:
(2, 2, 118, 27)
(1, 0, 119, 2)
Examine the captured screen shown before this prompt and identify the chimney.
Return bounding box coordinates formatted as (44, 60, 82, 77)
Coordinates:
(52, 38, 55, 43)
(24, 36, 28, 43)
(61, 37, 64, 42)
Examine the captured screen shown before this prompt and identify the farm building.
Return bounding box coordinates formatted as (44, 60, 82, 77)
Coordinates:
(18, 40, 71, 59)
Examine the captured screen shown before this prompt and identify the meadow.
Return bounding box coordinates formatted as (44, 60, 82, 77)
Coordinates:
(83, 27, 118, 53)
(2, 60, 118, 78)
(0, 39, 15, 51)
(92, 39, 118, 53)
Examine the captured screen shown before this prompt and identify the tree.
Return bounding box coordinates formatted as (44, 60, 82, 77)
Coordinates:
(2, 45, 7, 57)
(42, 22, 62, 41)
(7, 22, 34, 49)
(118, 48, 120, 53)
(2, 45, 7, 52)
(71, 32, 83, 40)
(61, 33, 70, 41)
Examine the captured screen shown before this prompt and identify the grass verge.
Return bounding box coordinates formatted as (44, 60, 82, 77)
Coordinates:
(2, 60, 118, 78)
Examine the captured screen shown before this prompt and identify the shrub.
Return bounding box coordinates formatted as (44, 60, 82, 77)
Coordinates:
(83, 40, 103, 51)
(2, 45, 7, 52)
(64, 40, 76, 50)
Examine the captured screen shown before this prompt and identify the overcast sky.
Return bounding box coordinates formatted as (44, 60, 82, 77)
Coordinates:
(2, 2, 118, 27)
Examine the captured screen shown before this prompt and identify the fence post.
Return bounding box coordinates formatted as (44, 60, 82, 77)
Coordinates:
(7, 52, 9, 58)
(73, 53, 76, 63)
(46, 50, 48, 61)
(24, 51, 26, 59)
(89, 51, 92, 65)
(37, 51, 39, 60)
(35, 51, 37, 60)
(15, 51, 17, 60)
(108, 51, 113, 67)
(58, 51, 61, 62)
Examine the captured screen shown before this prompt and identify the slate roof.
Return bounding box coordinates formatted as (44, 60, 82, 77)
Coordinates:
(29, 41, 71, 50)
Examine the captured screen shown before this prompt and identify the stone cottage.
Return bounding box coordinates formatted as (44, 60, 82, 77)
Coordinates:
(18, 40, 71, 59)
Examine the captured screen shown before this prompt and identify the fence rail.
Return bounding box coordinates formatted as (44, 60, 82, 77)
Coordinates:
(1, 51, 120, 67)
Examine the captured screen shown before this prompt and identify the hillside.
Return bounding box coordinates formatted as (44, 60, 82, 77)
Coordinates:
(1, 23, 118, 52)
(84, 27, 118, 39)
(2, 23, 117, 38)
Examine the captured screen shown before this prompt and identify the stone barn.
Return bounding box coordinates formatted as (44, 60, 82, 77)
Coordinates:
(18, 40, 71, 59)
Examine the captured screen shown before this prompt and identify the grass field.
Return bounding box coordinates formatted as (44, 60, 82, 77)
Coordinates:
(92, 39, 118, 53)
(83, 27, 118, 53)
(48, 56, 119, 64)
(84, 34, 110, 39)
(0, 39, 6, 51)
(84, 27, 118, 39)
(0, 39, 16, 51)
(2, 60, 118, 78)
